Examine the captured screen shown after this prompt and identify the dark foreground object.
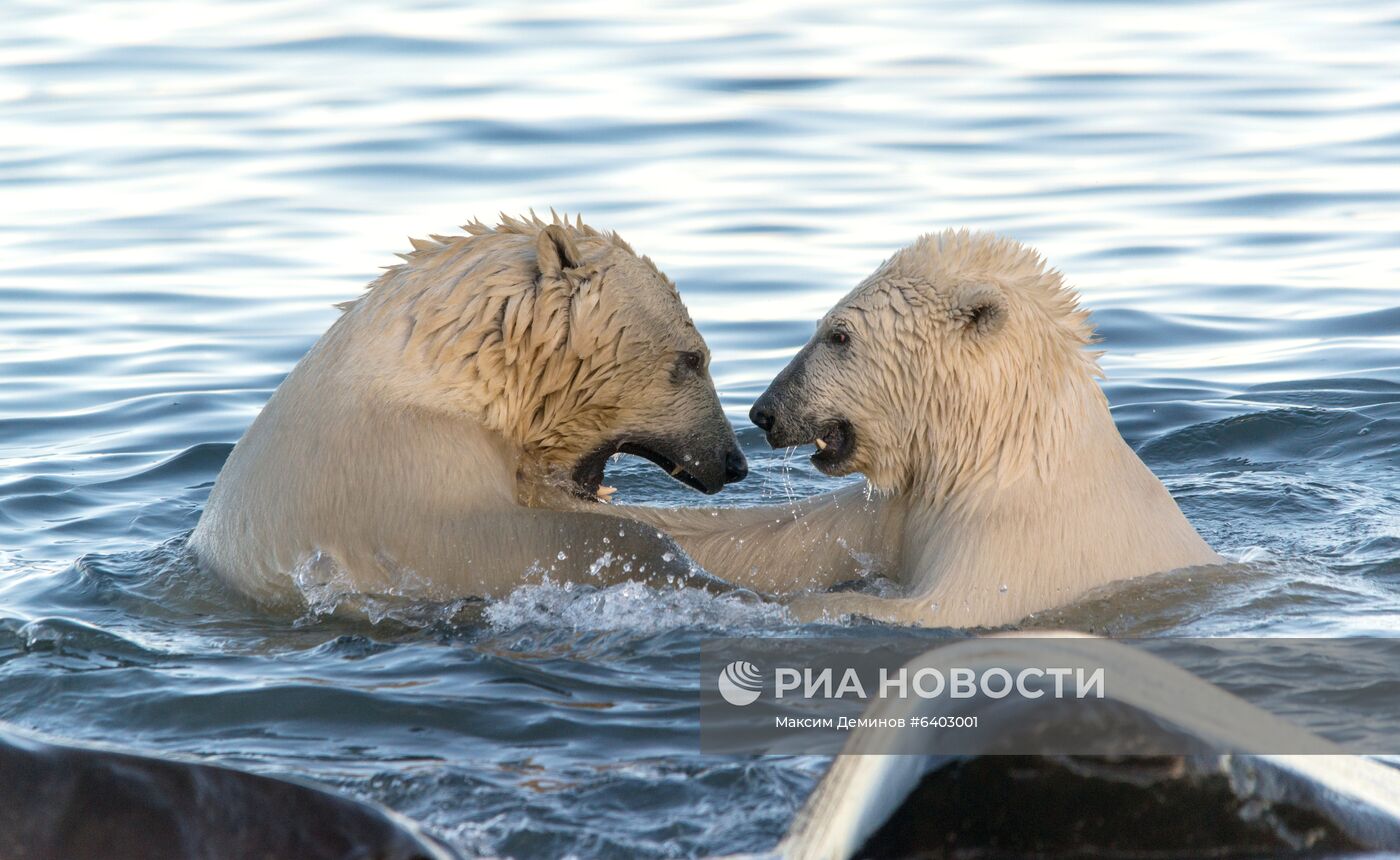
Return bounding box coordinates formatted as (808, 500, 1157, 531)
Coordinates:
(859, 755, 1361, 860)
(781, 636, 1400, 859)
(0, 729, 458, 860)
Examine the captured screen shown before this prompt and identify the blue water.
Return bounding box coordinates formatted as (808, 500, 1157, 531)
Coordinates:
(3, 1, 1400, 856)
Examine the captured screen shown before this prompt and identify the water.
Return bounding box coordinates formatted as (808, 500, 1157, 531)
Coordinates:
(2, 0, 1399, 855)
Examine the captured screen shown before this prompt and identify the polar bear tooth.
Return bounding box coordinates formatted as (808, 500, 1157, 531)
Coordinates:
(814, 438, 828, 450)
(670, 466, 683, 476)
(596, 486, 617, 502)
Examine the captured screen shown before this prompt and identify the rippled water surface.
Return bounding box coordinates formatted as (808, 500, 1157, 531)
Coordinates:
(3, 1, 1400, 856)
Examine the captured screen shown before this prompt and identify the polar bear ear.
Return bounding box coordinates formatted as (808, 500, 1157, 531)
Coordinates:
(536, 224, 584, 280)
(951, 285, 1007, 337)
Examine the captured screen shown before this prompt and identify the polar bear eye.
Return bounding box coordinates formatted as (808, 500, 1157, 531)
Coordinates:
(829, 330, 850, 347)
(679, 351, 704, 372)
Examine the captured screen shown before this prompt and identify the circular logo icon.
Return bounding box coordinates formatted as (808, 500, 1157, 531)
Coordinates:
(717, 660, 763, 706)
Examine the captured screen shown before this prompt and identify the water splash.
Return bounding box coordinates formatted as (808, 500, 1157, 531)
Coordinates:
(484, 578, 792, 635)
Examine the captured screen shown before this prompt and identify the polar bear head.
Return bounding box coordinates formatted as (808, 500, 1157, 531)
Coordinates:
(340, 214, 746, 503)
(749, 230, 1101, 497)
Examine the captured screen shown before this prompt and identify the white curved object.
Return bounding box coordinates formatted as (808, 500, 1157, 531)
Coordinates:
(780, 633, 1400, 859)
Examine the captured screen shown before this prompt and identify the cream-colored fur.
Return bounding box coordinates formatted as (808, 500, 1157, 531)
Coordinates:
(192, 214, 738, 609)
(624, 230, 1221, 627)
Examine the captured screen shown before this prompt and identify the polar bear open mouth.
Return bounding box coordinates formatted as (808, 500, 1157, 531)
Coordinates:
(809, 419, 855, 473)
(571, 440, 712, 502)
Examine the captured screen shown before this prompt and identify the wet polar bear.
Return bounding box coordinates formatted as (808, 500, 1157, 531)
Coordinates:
(191, 214, 746, 608)
(624, 230, 1221, 627)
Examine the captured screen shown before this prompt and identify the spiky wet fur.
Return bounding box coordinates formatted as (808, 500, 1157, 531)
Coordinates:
(190, 213, 732, 608)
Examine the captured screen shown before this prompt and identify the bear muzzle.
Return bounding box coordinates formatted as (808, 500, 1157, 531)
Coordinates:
(750, 389, 856, 473)
(570, 437, 746, 501)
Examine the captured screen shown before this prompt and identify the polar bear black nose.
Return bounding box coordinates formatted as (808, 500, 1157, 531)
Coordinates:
(724, 448, 748, 483)
(750, 404, 776, 433)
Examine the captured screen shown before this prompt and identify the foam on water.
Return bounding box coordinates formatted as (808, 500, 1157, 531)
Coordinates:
(484, 578, 794, 636)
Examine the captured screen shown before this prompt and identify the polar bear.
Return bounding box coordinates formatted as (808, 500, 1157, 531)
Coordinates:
(623, 230, 1221, 627)
(191, 213, 746, 608)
